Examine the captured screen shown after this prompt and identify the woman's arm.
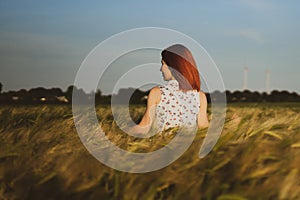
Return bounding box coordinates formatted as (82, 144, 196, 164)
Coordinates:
(197, 91, 209, 128)
(126, 87, 161, 134)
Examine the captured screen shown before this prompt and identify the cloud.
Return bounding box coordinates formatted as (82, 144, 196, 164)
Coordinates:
(239, 29, 264, 43)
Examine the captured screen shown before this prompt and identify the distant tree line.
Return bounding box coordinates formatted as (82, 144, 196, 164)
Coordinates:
(0, 82, 299, 105)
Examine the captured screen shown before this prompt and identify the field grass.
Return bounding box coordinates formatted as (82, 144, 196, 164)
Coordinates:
(0, 103, 300, 199)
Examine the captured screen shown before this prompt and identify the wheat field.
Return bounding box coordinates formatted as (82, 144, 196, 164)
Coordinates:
(0, 103, 300, 200)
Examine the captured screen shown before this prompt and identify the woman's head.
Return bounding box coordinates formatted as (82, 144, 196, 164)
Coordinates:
(160, 60, 174, 81)
(161, 44, 200, 92)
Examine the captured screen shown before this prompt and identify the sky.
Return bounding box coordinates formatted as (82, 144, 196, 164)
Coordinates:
(0, 0, 300, 94)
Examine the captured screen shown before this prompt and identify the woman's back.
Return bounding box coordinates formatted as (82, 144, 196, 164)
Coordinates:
(126, 44, 209, 135)
(154, 79, 200, 132)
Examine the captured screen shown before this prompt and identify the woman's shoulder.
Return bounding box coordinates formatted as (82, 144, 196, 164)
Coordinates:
(198, 90, 208, 102)
(199, 90, 206, 96)
(148, 86, 161, 105)
(150, 86, 161, 94)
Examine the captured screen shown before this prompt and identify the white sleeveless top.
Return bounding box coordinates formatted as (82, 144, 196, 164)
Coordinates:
(154, 79, 200, 133)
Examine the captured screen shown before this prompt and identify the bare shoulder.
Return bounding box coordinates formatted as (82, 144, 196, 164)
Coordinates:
(199, 91, 207, 101)
(150, 86, 161, 93)
(148, 86, 161, 104)
(149, 86, 161, 97)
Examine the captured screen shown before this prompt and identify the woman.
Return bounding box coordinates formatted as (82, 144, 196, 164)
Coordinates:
(128, 44, 209, 134)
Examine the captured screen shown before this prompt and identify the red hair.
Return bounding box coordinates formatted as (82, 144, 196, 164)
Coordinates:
(161, 44, 200, 92)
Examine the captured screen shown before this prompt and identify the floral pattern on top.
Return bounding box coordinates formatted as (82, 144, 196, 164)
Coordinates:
(154, 79, 200, 133)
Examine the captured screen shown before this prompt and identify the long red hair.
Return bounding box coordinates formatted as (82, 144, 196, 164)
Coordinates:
(161, 44, 200, 92)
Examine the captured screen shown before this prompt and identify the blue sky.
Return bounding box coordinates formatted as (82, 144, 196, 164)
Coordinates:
(0, 0, 299, 94)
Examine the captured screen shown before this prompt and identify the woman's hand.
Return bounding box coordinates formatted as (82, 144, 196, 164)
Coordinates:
(124, 124, 152, 135)
(124, 87, 161, 135)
